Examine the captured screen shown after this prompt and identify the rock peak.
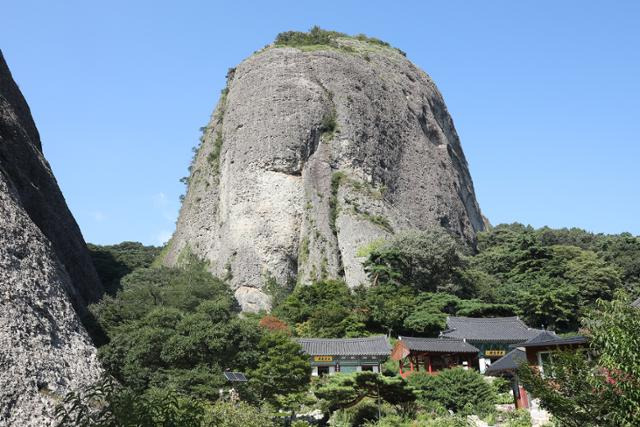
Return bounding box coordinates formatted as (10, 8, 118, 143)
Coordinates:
(163, 30, 485, 311)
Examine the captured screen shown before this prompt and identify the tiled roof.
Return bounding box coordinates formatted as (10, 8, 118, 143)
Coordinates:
(632, 297, 640, 308)
(519, 331, 588, 348)
(398, 336, 479, 354)
(441, 316, 543, 343)
(297, 336, 391, 356)
(484, 348, 526, 376)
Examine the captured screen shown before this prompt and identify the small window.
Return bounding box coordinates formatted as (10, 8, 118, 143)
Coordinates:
(361, 365, 374, 372)
(317, 366, 330, 377)
(538, 351, 554, 377)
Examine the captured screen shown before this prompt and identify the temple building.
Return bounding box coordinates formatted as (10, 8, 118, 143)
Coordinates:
(485, 330, 588, 410)
(297, 336, 391, 376)
(519, 331, 588, 377)
(440, 316, 543, 373)
(484, 348, 530, 409)
(391, 337, 479, 378)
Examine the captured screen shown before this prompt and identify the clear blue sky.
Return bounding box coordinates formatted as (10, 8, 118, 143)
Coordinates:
(2, 0, 639, 245)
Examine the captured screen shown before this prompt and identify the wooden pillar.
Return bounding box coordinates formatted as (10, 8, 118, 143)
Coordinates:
(428, 356, 432, 374)
(399, 359, 404, 376)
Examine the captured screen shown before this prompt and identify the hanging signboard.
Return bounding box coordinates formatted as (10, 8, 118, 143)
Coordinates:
(314, 356, 333, 362)
(485, 350, 506, 357)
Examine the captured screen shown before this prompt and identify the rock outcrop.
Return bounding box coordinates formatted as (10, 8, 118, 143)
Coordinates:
(0, 51, 102, 425)
(164, 33, 485, 311)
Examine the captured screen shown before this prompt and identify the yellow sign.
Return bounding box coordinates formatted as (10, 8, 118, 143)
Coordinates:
(314, 356, 333, 362)
(485, 350, 506, 357)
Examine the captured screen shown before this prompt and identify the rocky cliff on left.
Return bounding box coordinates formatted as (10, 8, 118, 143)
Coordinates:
(0, 51, 102, 426)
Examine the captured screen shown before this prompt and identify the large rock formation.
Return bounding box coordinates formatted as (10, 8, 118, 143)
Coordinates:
(0, 51, 102, 425)
(165, 33, 485, 311)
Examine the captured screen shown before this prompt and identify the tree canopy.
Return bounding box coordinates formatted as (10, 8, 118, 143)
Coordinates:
(92, 260, 308, 404)
(88, 241, 162, 295)
(313, 371, 415, 412)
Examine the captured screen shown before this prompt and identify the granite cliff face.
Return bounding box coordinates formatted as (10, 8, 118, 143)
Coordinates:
(0, 51, 102, 425)
(164, 35, 485, 311)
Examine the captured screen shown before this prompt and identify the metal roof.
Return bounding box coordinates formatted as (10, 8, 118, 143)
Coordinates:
(519, 331, 588, 348)
(223, 372, 247, 382)
(441, 316, 543, 343)
(398, 336, 479, 353)
(297, 336, 391, 356)
(484, 349, 527, 376)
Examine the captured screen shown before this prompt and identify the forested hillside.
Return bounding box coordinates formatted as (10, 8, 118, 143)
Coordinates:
(71, 224, 639, 425)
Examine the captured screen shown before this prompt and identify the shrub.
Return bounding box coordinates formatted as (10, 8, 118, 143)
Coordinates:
(258, 315, 291, 334)
(519, 292, 640, 426)
(55, 377, 206, 426)
(205, 400, 276, 427)
(275, 26, 346, 47)
(273, 26, 406, 56)
(407, 368, 496, 415)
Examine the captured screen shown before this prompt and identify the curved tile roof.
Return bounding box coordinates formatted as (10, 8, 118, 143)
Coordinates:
(297, 336, 391, 356)
(484, 348, 527, 376)
(441, 316, 543, 343)
(398, 336, 479, 353)
(520, 331, 588, 348)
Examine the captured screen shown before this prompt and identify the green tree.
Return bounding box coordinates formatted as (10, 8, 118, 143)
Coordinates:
(273, 280, 362, 338)
(363, 230, 469, 294)
(55, 377, 206, 427)
(519, 292, 640, 426)
(406, 368, 496, 415)
(91, 262, 236, 335)
(357, 283, 416, 335)
(403, 293, 516, 336)
(595, 232, 640, 293)
(249, 332, 311, 406)
(93, 261, 262, 399)
(88, 242, 162, 295)
(469, 224, 624, 332)
(313, 372, 416, 413)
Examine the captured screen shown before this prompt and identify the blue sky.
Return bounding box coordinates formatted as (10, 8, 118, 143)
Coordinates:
(2, 0, 639, 245)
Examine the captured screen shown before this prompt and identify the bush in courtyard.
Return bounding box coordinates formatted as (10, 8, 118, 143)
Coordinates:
(204, 400, 276, 427)
(407, 368, 496, 415)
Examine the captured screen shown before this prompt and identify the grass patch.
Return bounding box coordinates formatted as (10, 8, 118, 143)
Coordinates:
(361, 212, 393, 233)
(299, 236, 310, 264)
(356, 239, 386, 258)
(343, 177, 387, 201)
(151, 243, 171, 268)
(206, 85, 231, 178)
(207, 128, 224, 175)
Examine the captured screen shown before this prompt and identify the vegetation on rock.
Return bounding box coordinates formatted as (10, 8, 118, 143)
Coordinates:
(273, 26, 407, 56)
